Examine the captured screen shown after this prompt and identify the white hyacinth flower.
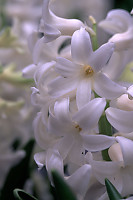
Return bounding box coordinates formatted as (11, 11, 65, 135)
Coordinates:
(48, 98, 115, 165)
(87, 136, 133, 197)
(39, 0, 85, 42)
(99, 9, 133, 51)
(48, 28, 126, 109)
(35, 148, 92, 200)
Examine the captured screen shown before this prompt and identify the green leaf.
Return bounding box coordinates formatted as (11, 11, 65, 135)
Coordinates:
(13, 189, 38, 200)
(51, 170, 77, 200)
(0, 139, 35, 200)
(105, 178, 122, 200)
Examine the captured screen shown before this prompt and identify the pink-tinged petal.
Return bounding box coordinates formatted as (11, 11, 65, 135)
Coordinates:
(48, 76, 78, 98)
(66, 164, 92, 199)
(76, 79, 91, 110)
(106, 107, 133, 133)
(93, 72, 126, 99)
(116, 136, 133, 166)
(90, 42, 115, 73)
(55, 57, 80, 78)
(46, 148, 64, 176)
(34, 151, 46, 169)
(54, 98, 71, 123)
(82, 135, 115, 152)
(71, 28, 93, 65)
(73, 98, 106, 131)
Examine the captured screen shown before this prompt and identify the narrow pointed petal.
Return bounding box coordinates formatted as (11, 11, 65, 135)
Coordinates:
(66, 164, 92, 199)
(82, 135, 115, 152)
(55, 57, 80, 78)
(22, 64, 36, 78)
(54, 98, 71, 123)
(48, 76, 77, 98)
(106, 107, 133, 133)
(76, 79, 91, 110)
(33, 113, 58, 149)
(73, 98, 106, 131)
(46, 149, 64, 176)
(116, 136, 133, 166)
(71, 28, 93, 65)
(34, 151, 46, 169)
(93, 72, 126, 99)
(90, 42, 114, 73)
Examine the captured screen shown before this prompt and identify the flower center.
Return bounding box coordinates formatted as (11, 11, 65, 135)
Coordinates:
(74, 122, 82, 132)
(84, 65, 94, 77)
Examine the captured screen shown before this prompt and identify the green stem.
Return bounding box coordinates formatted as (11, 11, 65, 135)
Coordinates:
(98, 101, 113, 161)
(0, 65, 34, 86)
(89, 16, 98, 51)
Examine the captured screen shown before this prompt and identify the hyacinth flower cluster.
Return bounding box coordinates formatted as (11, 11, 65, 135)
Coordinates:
(23, 0, 133, 199)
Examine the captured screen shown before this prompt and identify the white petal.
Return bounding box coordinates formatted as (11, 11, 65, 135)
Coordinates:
(48, 108, 72, 137)
(43, 23, 61, 43)
(76, 78, 91, 110)
(90, 159, 120, 185)
(56, 135, 75, 160)
(73, 98, 106, 131)
(82, 135, 115, 152)
(34, 151, 46, 169)
(22, 64, 37, 78)
(54, 98, 71, 123)
(71, 28, 93, 65)
(41, 0, 84, 42)
(46, 148, 64, 176)
(67, 137, 85, 165)
(103, 51, 127, 81)
(55, 57, 80, 77)
(106, 107, 133, 133)
(90, 42, 114, 73)
(116, 136, 133, 166)
(48, 76, 77, 98)
(32, 36, 45, 64)
(33, 112, 58, 149)
(27, 30, 38, 54)
(99, 9, 133, 34)
(93, 72, 126, 99)
(66, 164, 92, 199)
(121, 167, 133, 196)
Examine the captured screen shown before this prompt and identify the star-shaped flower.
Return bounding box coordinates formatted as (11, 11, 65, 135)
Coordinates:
(48, 28, 126, 109)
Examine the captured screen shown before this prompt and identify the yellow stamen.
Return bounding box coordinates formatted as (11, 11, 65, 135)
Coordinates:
(74, 123, 82, 132)
(84, 65, 94, 77)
